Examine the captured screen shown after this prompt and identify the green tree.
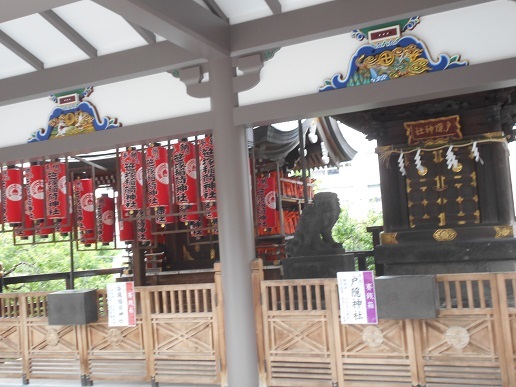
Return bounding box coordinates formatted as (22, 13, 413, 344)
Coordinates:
(0, 232, 120, 293)
(332, 206, 383, 271)
(332, 207, 382, 251)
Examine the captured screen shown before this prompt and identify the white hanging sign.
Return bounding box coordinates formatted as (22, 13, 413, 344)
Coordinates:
(107, 282, 136, 327)
(337, 271, 378, 324)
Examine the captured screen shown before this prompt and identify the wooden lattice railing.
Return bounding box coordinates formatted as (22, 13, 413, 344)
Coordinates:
(0, 263, 226, 387)
(0, 261, 515, 387)
(253, 260, 516, 387)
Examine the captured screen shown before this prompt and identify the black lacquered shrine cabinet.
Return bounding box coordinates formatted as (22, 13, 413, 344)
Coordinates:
(334, 88, 516, 275)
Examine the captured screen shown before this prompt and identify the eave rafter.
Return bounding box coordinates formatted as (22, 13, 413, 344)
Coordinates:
(0, 0, 79, 23)
(0, 41, 206, 107)
(0, 29, 44, 70)
(40, 10, 97, 58)
(230, 0, 496, 56)
(92, 0, 230, 59)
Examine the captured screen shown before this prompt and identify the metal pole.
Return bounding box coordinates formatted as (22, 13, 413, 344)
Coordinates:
(68, 237, 74, 289)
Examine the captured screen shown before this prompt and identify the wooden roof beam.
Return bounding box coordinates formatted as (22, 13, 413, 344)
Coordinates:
(40, 10, 97, 58)
(0, 30, 44, 70)
(93, 0, 230, 59)
(0, 0, 80, 23)
(0, 41, 206, 106)
(231, 0, 496, 56)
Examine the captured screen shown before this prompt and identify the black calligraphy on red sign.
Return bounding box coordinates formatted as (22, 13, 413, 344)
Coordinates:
(145, 146, 170, 208)
(44, 162, 67, 220)
(120, 150, 143, 214)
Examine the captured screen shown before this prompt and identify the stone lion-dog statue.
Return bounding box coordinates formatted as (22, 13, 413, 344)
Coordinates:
(286, 192, 344, 257)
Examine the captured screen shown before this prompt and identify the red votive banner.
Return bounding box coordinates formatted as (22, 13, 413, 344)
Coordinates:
(255, 171, 278, 231)
(26, 164, 45, 221)
(199, 135, 217, 220)
(136, 210, 153, 244)
(1, 171, 5, 225)
(172, 141, 198, 222)
(81, 229, 96, 246)
(120, 149, 143, 215)
(45, 162, 67, 220)
(15, 211, 34, 239)
(145, 145, 170, 208)
(119, 219, 134, 243)
(97, 194, 114, 245)
(36, 218, 54, 238)
(155, 205, 176, 227)
(56, 182, 73, 236)
(74, 178, 95, 231)
(5, 167, 23, 226)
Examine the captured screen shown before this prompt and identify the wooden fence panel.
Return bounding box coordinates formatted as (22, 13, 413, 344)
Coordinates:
(84, 289, 147, 383)
(145, 284, 223, 386)
(497, 272, 516, 386)
(0, 293, 23, 379)
(261, 280, 339, 386)
(415, 274, 507, 386)
(337, 318, 417, 386)
(21, 292, 81, 381)
(258, 271, 516, 387)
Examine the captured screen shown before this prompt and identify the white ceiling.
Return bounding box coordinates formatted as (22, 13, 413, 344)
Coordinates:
(0, 0, 334, 81)
(0, 0, 513, 146)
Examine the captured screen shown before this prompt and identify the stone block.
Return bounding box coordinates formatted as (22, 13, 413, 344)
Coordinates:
(375, 275, 439, 319)
(48, 289, 98, 325)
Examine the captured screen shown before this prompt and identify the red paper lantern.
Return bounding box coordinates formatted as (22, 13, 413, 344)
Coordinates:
(120, 149, 143, 215)
(36, 218, 54, 238)
(45, 162, 67, 220)
(119, 219, 134, 243)
(5, 167, 23, 226)
(25, 164, 45, 221)
(74, 179, 95, 231)
(154, 164, 177, 225)
(81, 229, 96, 246)
(57, 182, 73, 236)
(199, 136, 217, 220)
(145, 145, 170, 208)
(15, 212, 34, 240)
(0, 172, 5, 225)
(97, 194, 114, 245)
(172, 141, 198, 222)
(56, 218, 72, 236)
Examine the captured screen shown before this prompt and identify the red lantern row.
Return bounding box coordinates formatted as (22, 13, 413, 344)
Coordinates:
(120, 137, 217, 227)
(3, 163, 69, 227)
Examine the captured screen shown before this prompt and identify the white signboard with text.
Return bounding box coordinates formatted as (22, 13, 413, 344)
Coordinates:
(337, 271, 378, 324)
(107, 281, 136, 327)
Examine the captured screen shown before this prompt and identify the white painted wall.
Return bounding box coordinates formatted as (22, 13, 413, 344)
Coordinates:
(0, 73, 210, 148)
(240, 0, 516, 105)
